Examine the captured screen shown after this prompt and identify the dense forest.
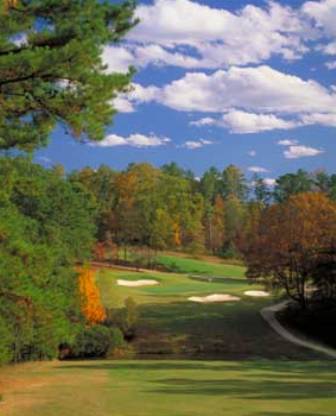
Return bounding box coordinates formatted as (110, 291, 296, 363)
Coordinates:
(70, 161, 336, 260)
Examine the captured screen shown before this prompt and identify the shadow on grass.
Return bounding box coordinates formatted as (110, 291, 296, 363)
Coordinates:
(57, 360, 336, 375)
(149, 377, 336, 400)
(134, 300, 321, 360)
(254, 413, 327, 416)
(56, 361, 336, 404)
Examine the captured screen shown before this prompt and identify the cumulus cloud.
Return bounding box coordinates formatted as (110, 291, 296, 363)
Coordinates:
(248, 166, 269, 173)
(181, 139, 213, 149)
(124, 0, 307, 69)
(283, 144, 324, 159)
(278, 139, 298, 146)
(303, 0, 336, 57)
(89, 133, 171, 148)
(102, 1, 336, 136)
(112, 96, 135, 113)
(102, 46, 135, 73)
(248, 150, 257, 157)
(301, 112, 336, 126)
(192, 110, 299, 134)
(155, 66, 336, 114)
(101, 0, 336, 71)
(130, 66, 336, 131)
(303, 0, 336, 37)
(263, 178, 277, 187)
(326, 60, 336, 69)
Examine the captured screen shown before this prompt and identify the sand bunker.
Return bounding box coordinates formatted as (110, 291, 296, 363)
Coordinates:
(117, 279, 159, 287)
(188, 294, 240, 303)
(244, 290, 270, 297)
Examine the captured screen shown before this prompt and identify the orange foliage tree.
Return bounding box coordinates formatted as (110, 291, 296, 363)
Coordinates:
(78, 266, 106, 324)
(244, 193, 336, 308)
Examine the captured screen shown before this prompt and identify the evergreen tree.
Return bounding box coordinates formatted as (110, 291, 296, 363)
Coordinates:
(0, 0, 137, 150)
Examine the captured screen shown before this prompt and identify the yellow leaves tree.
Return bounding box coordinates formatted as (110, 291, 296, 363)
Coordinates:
(78, 266, 106, 324)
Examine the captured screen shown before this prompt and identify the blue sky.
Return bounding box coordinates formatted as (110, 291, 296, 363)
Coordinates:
(36, 0, 336, 182)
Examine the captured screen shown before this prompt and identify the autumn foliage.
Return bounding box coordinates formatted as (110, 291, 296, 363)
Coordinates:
(78, 266, 106, 324)
(245, 193, 336, 307)
(2, 0, 18, 13)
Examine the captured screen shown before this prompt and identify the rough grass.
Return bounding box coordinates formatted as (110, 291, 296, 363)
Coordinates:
(1, 360, 336, 416)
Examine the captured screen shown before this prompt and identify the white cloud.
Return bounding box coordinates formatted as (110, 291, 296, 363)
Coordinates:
(248, 150, 257, 157)
(278, 139, 298, 146)
(303, 0, 336, 37)
(37, 156, 52, 165)
(101, 1, 336, 75)
(190, 117, 216, 127)
(130, 83, 160, 103)
(125, 0, 307, 69)
(303, 0, 336, 58)
(264, 178, 277, 187)
(248, 166, 269, 173)
(112, 96, 135, 113)
(181, 139, 213, 149)
(284, 144, 324, 159)
(102, 46, 134, 73)
(326, 60, 336, 69)
(217, 111, 298, 134)
(301, 112, 336, 126)
(321, 41, 336, 55)
(139, 66, 336, 115)
(118, 64, 336, 131)
(89, 133, 171, 148)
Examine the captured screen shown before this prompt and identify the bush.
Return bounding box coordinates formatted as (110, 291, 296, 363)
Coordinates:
(105, 297, 139, 340)
(70, 325, 125, 358)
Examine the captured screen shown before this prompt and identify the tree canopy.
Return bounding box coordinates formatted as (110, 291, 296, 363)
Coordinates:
(0, 0, 137, 150)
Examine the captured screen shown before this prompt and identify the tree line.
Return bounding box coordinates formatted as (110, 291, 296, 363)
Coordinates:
(71, 162, 336, 310)
(70, 162, 336, 258)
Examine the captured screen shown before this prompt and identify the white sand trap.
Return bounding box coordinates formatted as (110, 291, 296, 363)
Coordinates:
(117, 279, 159, 287)
(188, 294, 240, 303)
(244, 290, 270, 297)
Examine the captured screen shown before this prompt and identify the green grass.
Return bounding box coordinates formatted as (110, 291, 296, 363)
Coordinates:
(1, 360, 336, 416)
(156, 253, 246, 277)
(1, 256, 333, 415)
(96, 267, 319, 360)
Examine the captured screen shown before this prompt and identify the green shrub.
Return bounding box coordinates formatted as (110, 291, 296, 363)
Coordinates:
(105, 297, 139, 340)
(71, 325, 125, 358)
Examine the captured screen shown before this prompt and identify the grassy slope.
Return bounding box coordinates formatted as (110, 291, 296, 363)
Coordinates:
(96, 260, 319, 359)
(156, 253, 246, 277)
(1, 255, 333, 415)
(1, 360, 336, 416)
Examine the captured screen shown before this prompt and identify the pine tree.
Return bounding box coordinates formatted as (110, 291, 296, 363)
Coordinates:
(0, 0, 137, 150)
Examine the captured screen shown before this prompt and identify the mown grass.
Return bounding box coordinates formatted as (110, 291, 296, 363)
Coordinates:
(1, 360, 336, 416)
(156, 253, 246, 277)
(1, 256, 333, 416)
(96, 267, 318, 360)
